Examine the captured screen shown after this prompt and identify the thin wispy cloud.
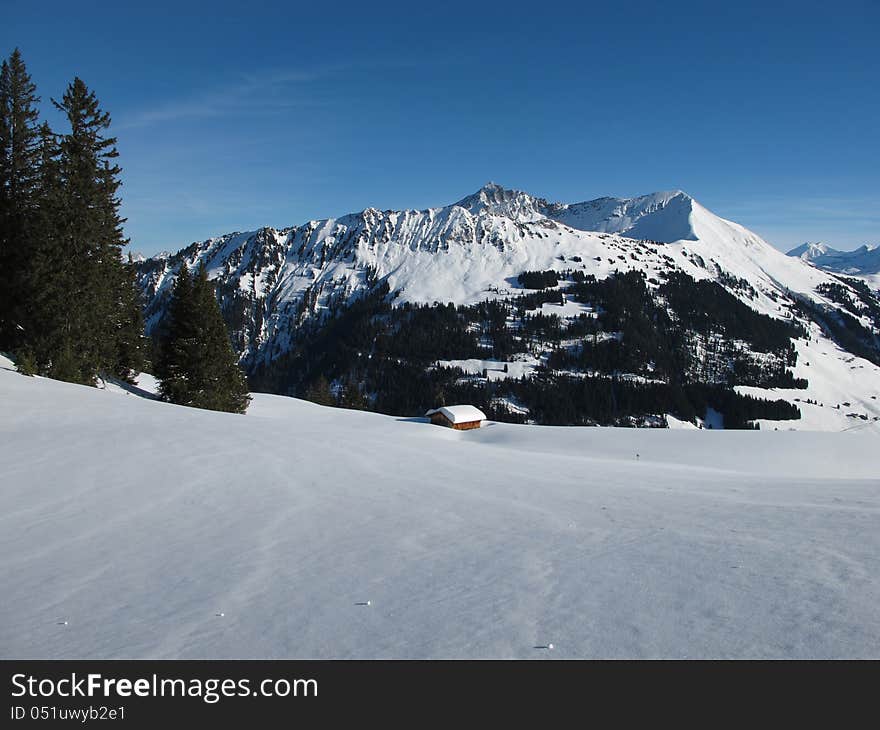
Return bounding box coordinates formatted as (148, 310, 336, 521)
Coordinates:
(115, 67, 332, 130)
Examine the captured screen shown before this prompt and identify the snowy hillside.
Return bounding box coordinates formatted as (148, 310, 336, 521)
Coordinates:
(134, 184, 880, 431)
(1, 359, 878, 659)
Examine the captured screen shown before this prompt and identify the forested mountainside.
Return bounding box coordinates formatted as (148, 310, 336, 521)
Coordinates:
(136, 184, 880, 429)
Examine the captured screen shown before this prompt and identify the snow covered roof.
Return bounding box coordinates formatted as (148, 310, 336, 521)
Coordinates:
(425, 405, 487, 424)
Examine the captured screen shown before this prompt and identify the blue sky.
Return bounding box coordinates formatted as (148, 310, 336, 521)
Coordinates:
(4, 0, 878, 255)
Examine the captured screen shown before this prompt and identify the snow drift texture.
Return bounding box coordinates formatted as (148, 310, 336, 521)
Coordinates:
(1, 356, 878, 659)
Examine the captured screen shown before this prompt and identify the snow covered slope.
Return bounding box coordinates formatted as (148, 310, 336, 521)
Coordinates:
(543, 189, 699, 242)
(1, 359, 879, 659)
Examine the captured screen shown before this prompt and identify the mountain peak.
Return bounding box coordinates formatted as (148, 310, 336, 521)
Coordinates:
(786, 240, 880, 275)
(543, 189, 698, 242)
(787, 242, 833, 259)
(458, 181, 528, 201)
(446, 185, 703, 241)
(478, 181, 505, 194)
(452, 182, 546, 220)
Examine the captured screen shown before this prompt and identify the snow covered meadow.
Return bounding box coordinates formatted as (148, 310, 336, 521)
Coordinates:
(1, 357, 878, 659)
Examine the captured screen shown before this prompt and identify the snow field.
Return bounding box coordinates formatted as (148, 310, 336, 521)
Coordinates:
(1, 361, 878, 658)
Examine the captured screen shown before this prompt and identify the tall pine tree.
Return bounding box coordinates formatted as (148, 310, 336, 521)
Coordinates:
(0, 50, 144, 383)
(25, 121, 69, 373)
(112, 253, 146, 382)
(50, 76, 141, 383)
(157, 263, 250, 413)
(156, 262, 197, 404)
(0, 49, 42, 351)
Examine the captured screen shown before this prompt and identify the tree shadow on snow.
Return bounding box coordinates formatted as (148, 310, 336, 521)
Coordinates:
(99, 375, 159, 401)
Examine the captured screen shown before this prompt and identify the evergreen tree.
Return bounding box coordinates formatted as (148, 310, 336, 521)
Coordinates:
(305, 375, 334, 406)
(51, 77, 132, 383)
(0, 52, 146, 384)
(156, 262, 196, 404)
(338, 379, 369, 410)
(157, 263, 250, 413)
(190, 264, 250, 412)
(19, 121, 63, 372)
(111, 254, 146, 382)
(0, 49, 41, 350)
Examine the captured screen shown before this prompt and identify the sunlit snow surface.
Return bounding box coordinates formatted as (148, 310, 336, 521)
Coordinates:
(0, 359, 878, 659)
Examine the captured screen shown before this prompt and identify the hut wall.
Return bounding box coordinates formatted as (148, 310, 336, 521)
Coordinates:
(452, 420, 481, 431)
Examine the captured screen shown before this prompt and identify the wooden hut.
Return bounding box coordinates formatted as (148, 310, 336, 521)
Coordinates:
(424, 405, 486, 431)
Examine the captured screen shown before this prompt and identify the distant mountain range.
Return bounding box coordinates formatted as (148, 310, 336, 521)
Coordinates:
(787, 241, 880, 277)
(134, 184, 880, 430)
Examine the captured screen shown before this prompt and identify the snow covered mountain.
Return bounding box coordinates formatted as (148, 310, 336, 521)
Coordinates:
(137, 183, 867, 343)
(135, 184, 880, 430)
(788, 242, 833, 262)
(787, 241, 880, 284)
